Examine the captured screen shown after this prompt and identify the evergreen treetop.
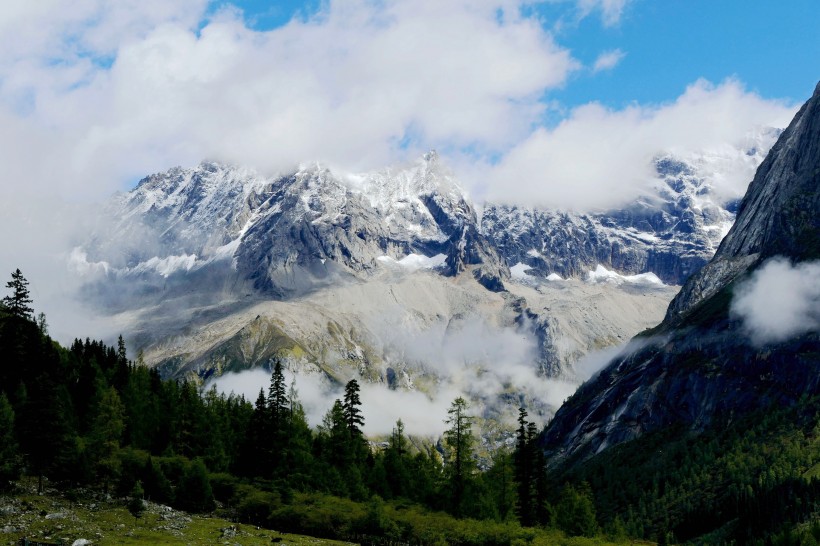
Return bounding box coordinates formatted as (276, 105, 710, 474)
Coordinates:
(268, 358, 288, 431)
(444, 396, 475, 516)
(342, 378, 364, 436)
(3, 269, 33, 320)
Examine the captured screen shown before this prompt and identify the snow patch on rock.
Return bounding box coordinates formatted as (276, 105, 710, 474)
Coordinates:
(378, 253, 448, 271)
(510, 262, 533, 280)
(587, 265, 664, 286)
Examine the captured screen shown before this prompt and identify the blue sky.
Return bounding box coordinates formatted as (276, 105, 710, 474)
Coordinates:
(227, 0, 819, 109)
(544, 1, 819, 108)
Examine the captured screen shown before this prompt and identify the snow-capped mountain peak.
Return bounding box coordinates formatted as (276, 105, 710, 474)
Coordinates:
(81, 129, 781, 303)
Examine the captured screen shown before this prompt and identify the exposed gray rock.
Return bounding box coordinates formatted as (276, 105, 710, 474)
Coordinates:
(83, 151, 504, 305)
(80, 131, 778, 314)
(666, 80, 820, 325)
(541, 80, 820, 464)
(76, 123, 779, 388)
(480, 152, 752, 286)
(442, 224, 510, 291)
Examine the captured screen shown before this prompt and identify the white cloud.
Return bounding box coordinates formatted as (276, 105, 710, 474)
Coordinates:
(206, 367, 341, 432)
(592, 48, 625, 72)
(577, 0, 631, 27)
(0, 0, 799, 345)
(731, 258, 820, 345)
(0, 0, 576, 201)
(207, 366, 464, 437)
(205, 314, 579, 437)
(363, 314, 578, 429)
(477, 79, 795, 210)
(0, 0, 577, 343)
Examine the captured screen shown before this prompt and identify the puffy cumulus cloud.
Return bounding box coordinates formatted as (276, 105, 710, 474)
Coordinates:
(0, 1, 207, 47)
(591, 48, 625, 73)
(478, 79, 796, 210)
(0, 0, 576, 342)
(0, 1, 797, 345)
(0, 0, 576, 202)
(731, 258, 820, 345)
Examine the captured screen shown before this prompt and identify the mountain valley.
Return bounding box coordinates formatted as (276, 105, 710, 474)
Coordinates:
(65, 131, 783, 436)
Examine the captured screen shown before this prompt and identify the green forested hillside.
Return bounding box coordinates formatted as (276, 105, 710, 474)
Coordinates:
(546, 399, 820, 544)
(2, 269, 818, 545)
(0, 270, 620, 545)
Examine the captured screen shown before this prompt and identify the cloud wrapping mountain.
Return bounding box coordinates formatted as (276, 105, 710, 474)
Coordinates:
(731, 258, 820, 345)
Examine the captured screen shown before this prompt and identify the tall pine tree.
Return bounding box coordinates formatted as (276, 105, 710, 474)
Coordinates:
(0, 392, 20, 488)
(239, 389, 269, 478)
(515, 407, 534, 526)
(3, 269, 33, 320)
(527, 420, 549, 524)
(444, 396, 475, 516)
(342, 378, 365, 437)
(87, 385, 126, 492)
(268, 359, 289, 447)
(384, 419, 411, 498)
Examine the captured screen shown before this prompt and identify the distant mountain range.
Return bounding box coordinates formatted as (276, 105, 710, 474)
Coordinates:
(78, 129, 779, 299)
(68, 118, 784, 430)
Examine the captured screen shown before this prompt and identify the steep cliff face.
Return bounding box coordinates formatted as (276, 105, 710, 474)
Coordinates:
(666, 81, 820, 325)
(541, 81, 820, 464)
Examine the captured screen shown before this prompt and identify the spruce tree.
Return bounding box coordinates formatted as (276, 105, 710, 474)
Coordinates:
(128, 480, 145, 521)
(486, 448, 515, 521)
(384, 419, 410, 498)
(268, 359, 288, 439)
(117, 335, 127, 366)
(87, 386, 126, 492)
(112, 335, 130, 390)
(239, 389, 269, 477)
(176, 459, 215, 513)
(36, 312, 48, 335)
(444, 396, 475, 516)
(142, 456, 173, 504)
(554, 483, 599, 537)
(280, 380, 313, 487)
(342, 378, 365, 437)
(3, 269, 33, 320)
(514, 407, 534, 526)
(0, 392, 20, 488)
(389, 419, 407, 455)
(528, 421, 549, 524)
(327, 399, 349, 465)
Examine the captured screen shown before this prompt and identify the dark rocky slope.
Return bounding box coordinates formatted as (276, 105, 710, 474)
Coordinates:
(541, 81, 820, 464)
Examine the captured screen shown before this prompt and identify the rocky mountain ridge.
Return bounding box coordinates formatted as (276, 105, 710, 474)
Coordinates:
(540, 81, 820, 464)
(68, 123, 783, 427)
(79, 129, 779, 300)
(81, 152, 508, 303)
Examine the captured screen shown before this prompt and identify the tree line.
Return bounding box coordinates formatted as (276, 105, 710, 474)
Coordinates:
(5, 268, 819, 544)
(0, 269, 603, 544)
